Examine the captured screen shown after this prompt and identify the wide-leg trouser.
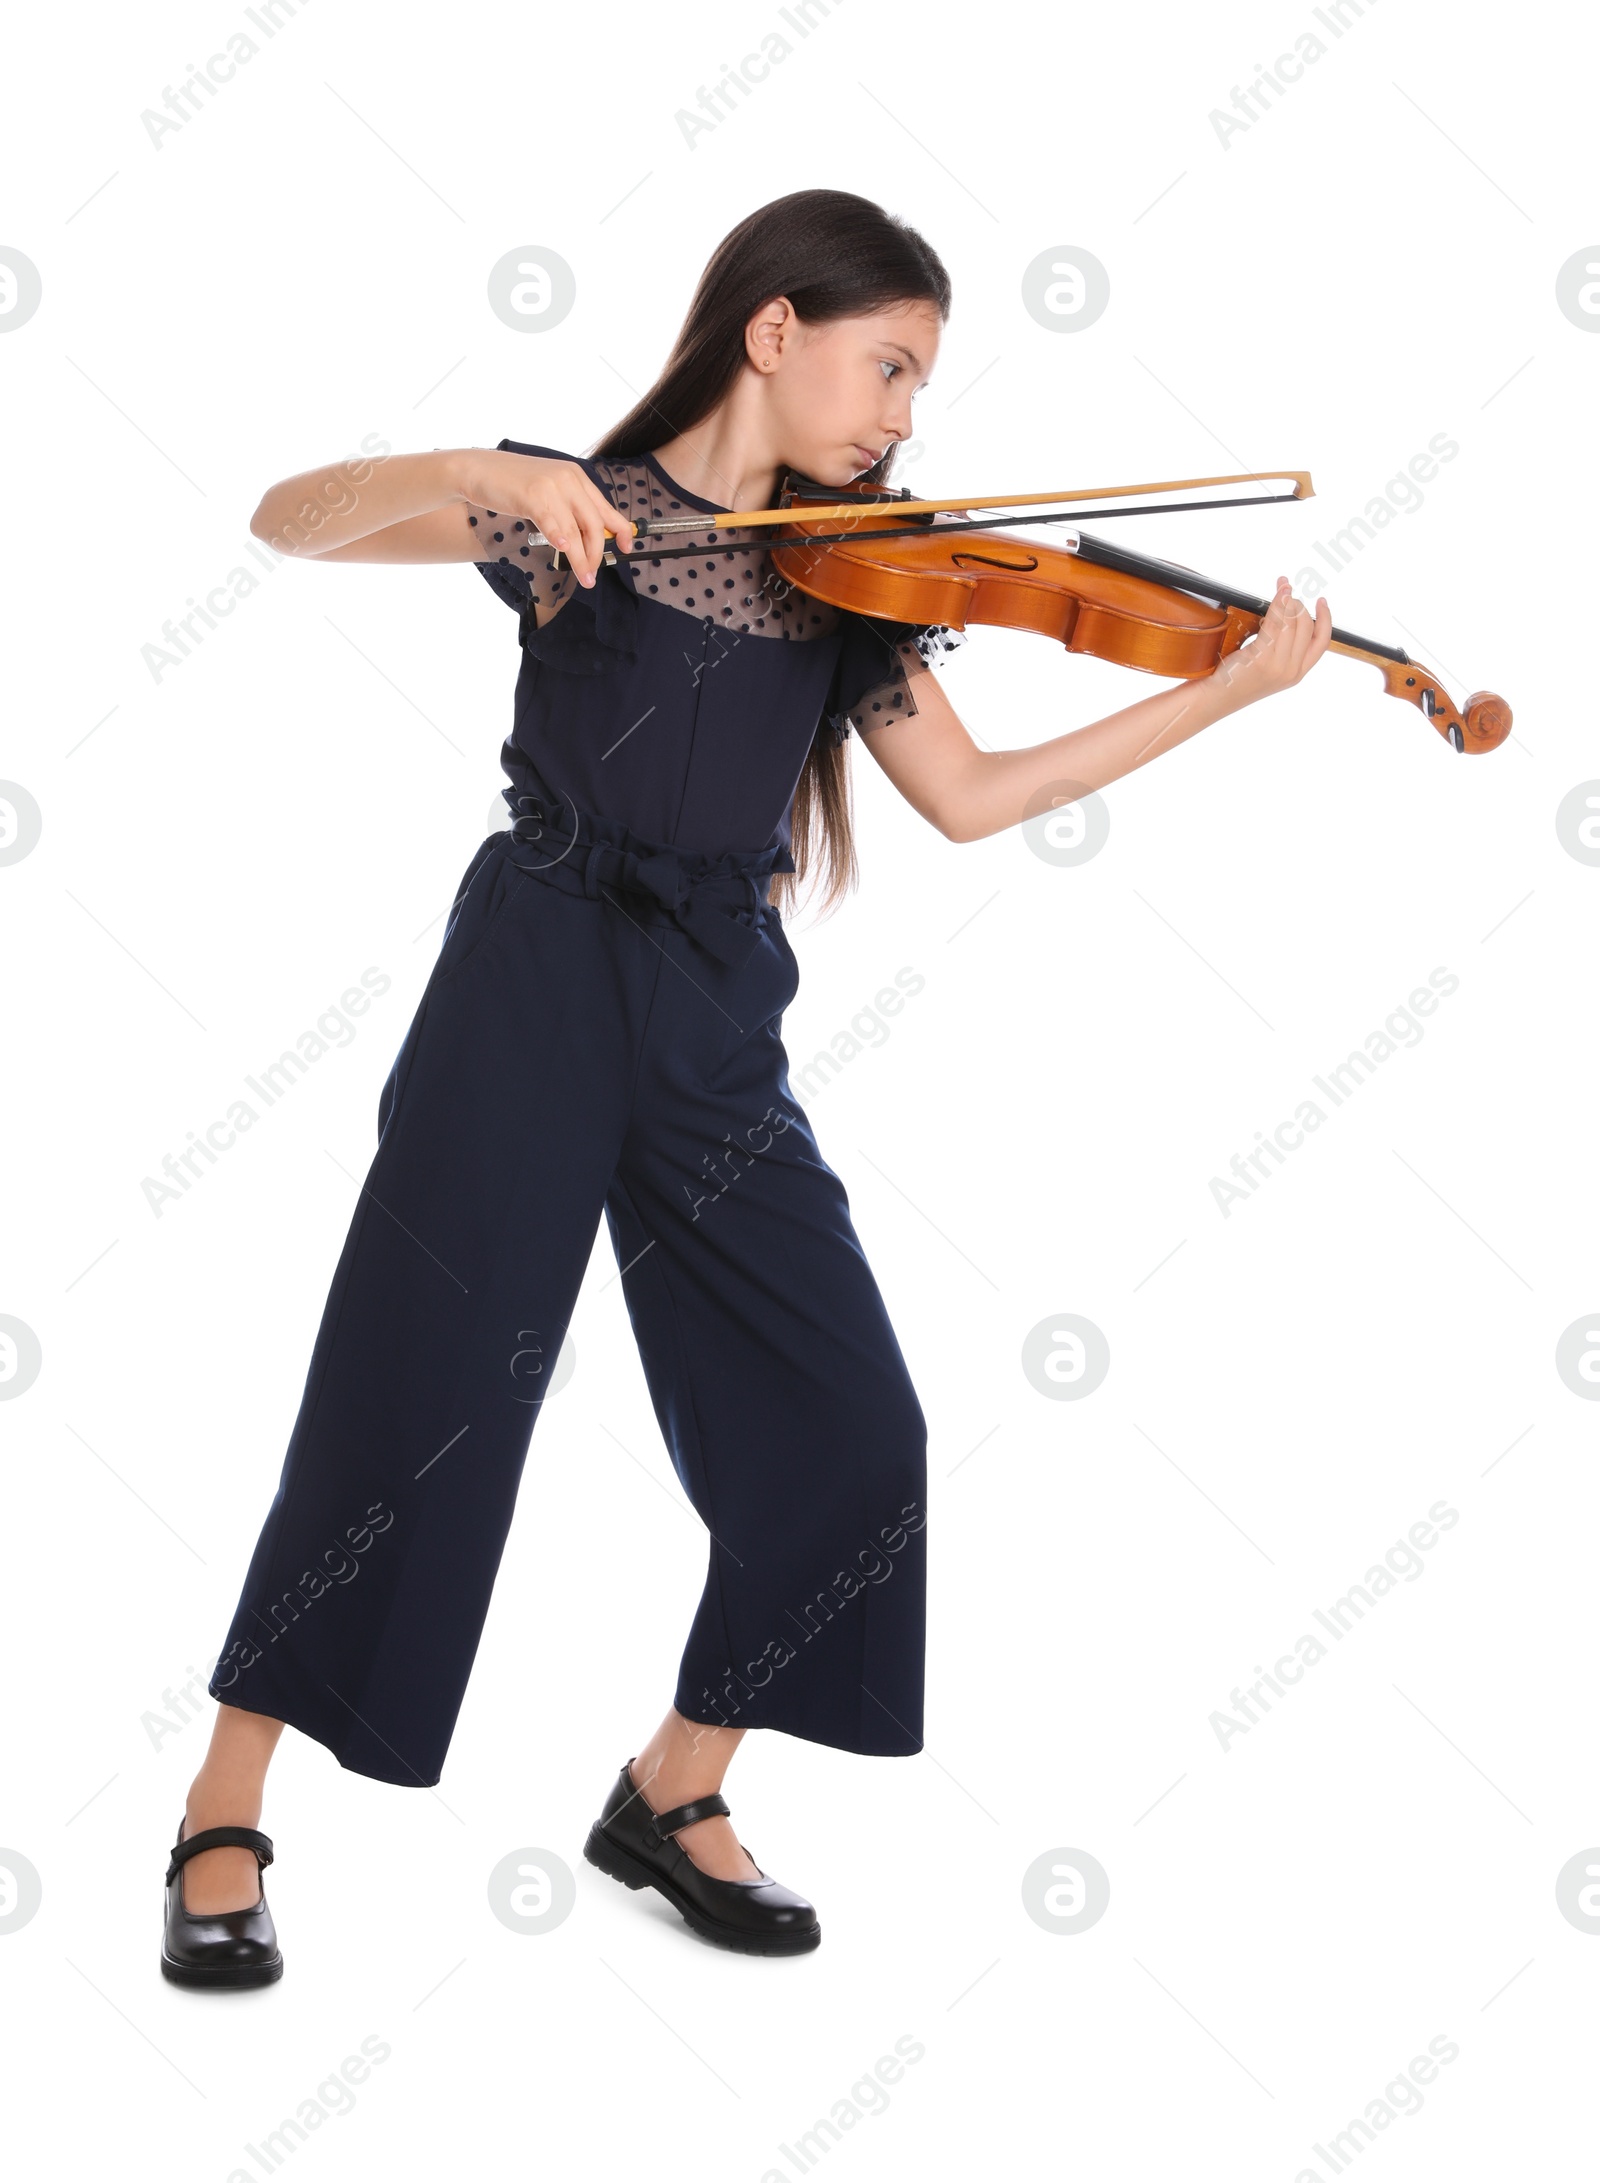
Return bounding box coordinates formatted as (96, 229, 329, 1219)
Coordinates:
(207, 818, 928, 1786)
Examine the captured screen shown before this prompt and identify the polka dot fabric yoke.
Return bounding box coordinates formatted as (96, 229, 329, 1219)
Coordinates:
(465, 439, 966, 857)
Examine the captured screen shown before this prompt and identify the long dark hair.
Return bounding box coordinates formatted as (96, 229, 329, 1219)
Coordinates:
(587, 188, 952, 921)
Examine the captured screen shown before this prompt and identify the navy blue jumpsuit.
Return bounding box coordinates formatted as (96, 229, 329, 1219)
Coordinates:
(207, 441, 965, 1787)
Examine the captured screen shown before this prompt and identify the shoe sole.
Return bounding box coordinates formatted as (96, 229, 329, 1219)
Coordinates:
(160, 1949, 283, 1988)
(583, 1825, 821, 1956)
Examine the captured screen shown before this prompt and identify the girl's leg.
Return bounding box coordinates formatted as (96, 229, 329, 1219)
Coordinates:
(178, 1704, 285, 1912)
(603, 1001, 929, 1764)
(628, 1708, 760, 1882)
(203, 849, 636, 1789)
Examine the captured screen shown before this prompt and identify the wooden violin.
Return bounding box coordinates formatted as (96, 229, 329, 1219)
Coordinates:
(774, 475, 1510, 756)
(606, 467, 1512, 756)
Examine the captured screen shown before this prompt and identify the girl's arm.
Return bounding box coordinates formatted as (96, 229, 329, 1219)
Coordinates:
(861, 578, 1334, 843)
(247, 448, 629, 585)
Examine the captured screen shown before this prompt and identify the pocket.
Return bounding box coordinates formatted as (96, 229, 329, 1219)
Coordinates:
(437, 834, 521, 986)
(703, 910, 800, 1091)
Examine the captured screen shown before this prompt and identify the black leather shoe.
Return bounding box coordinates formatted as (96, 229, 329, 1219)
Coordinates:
(160, 1817, 283, 1988)
(584, 1757, 821, 1955)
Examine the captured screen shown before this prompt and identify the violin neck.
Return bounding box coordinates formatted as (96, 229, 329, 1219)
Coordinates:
(1327, 636, 1409, 671)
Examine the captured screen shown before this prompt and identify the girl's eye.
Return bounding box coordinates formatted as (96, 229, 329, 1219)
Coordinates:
(879, 359, 900, 381)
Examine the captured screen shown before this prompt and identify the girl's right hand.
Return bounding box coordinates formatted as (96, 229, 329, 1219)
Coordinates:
(457, 451, 635, 588)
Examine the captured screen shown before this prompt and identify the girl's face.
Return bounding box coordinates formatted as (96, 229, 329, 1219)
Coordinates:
(760, 298, 943, 487)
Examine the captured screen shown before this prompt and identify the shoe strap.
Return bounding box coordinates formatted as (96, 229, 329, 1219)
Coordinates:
(647, 1792, 730, 1839)
(166, 1824, 274, 1885)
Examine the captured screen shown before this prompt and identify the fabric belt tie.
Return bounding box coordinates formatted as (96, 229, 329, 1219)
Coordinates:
(507, 794, 796, 968)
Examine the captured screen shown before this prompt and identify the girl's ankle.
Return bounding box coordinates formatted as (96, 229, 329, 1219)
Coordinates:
(185, 1777, 263, 1827)
(633, 1752, 712, 1794)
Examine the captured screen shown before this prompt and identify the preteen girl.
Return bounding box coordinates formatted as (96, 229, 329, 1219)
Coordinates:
(159, 186, 1331, 1983)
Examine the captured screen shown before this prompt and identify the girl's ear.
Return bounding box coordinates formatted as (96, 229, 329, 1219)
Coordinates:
(747, 292, 801, 373)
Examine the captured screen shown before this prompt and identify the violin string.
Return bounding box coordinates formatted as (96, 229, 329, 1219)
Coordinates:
(619, 505, 1410, 668)
(544, 505, 1440, 700)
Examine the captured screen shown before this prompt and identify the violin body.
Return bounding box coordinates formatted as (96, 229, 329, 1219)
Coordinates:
(772, 513, 1254, 678)
(769, 475, 1511, 755)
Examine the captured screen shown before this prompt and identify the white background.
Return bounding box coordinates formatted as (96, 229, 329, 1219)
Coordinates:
(2, 1, 1595, 2176)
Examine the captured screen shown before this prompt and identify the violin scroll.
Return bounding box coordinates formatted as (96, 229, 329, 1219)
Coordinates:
(1456, 691, 1513, 755)
(1366, 655, 1512, 755)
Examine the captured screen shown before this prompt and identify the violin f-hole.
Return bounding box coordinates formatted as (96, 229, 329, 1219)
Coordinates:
(951, 548, 1041, 575)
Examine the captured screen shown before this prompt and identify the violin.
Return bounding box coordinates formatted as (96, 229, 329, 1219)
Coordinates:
(769, 474, 1511, 756)
(582, 466, 1513, 755)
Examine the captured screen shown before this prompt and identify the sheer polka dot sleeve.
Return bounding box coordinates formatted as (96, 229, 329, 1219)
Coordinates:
(467, 498, 580, 625)
(468, 437, 629, 629)
(823, 612, 968, 744)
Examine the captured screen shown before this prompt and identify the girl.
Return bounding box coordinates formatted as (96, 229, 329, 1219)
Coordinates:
(160, 187, 1331, 1983)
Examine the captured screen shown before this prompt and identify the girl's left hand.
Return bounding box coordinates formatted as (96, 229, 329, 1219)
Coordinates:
(1206, 577, 1333, 714)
